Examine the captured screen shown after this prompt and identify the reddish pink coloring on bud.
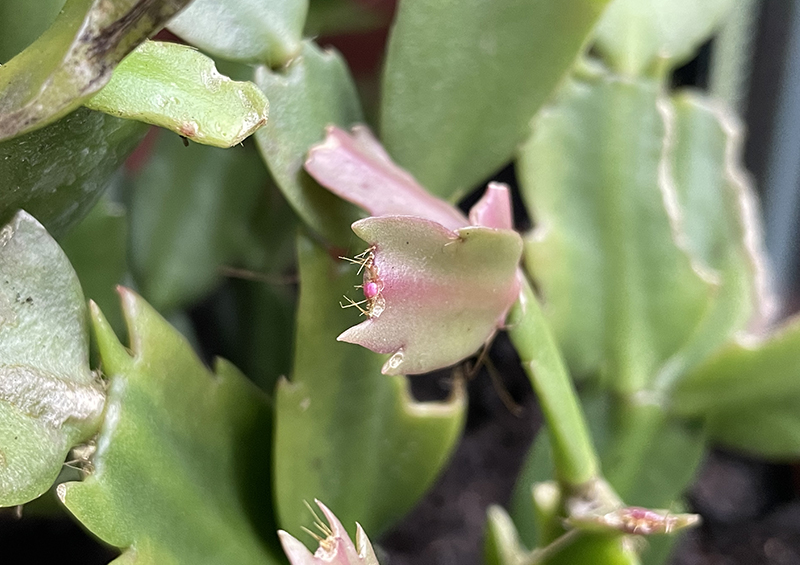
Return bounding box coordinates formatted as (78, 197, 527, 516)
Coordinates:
(363, 281, 379, 299)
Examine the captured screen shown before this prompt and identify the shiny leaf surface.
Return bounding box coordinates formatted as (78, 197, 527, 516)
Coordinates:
(0, 0, 190, 141)
(0, 107, 147, 237)
(87, 41, 269, 148)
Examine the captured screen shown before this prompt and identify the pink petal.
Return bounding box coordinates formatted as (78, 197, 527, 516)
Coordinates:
(469, 182, 514, 230)
(278, 530, 317, 565)
(305, 126, 468, 231)
(338, 216, 522, 375)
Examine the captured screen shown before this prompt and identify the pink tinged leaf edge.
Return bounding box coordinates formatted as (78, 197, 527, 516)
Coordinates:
(304, 125, 468, 230)
(468, 182, 514, 230)
(337, 215, 522, 375)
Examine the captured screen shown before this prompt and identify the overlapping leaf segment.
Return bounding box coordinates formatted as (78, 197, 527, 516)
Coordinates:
(305, 126, 523, 375)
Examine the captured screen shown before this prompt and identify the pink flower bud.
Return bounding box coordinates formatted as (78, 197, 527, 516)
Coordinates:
(307, 126, 523, 375)
(567, 506, 701, 536)
(278, 500, 380, 565)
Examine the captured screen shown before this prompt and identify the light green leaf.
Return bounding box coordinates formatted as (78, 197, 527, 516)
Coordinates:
(59, 289, 281, 564)
(672, 315, 800, 417)
(0, 0, 64, 63)
(594, 0, 736, 76)
(380, 0, 613, 200)
(60, 197, 128, 336)
(168, 0, 308, 66)
(0, 211, 104, 507)
(653, 92, 768, 391)
(0, 107, 147, 237)
(517, 61, 711, 391)
(254, 41, 363, 246)
(706, 396, 800, 459)
(0, 0, 190, 141)
(128, 130, 268, 311)
(274, 234, 465, 538)
(86, 41, 269, 148)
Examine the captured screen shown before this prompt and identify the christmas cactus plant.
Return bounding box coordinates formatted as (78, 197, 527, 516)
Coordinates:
(0, 1, 795, 565)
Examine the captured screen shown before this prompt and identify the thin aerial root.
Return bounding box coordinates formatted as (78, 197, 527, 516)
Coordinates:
(486, 356, 524, 417)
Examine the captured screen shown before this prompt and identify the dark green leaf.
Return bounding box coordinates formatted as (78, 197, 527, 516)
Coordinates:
(304, 0, 389, 36)
(0, 0, 190, 141)
(254, 41, 363, 246)
(168, 0, 307, 66)
(60, 197, 128, 336)
(517, 61, 711, 390)
(0, 107, 147, 237)
(59, 289, 281, 564)
(0, 0, 64, 63)
(380, 0, 613, 200)
(128, 131, 268, 311)
(86, 41, 269, 148)
(274, 234, 465, 537)
(594, 0, 735, 76)
(0, 211, 104, 506)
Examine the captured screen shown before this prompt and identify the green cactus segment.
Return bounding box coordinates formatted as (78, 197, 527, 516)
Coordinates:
(0, 211, 104, 507)
(380, 0, 613, 200)
(0, 108, 147, 238)
(168, 0, 308, 66)
(86, 41, 269, 148)
(0, 0, 191, 142)
(61, 198, 128, 336)
(518, 62, 711, 391)
(273, 234, 465, 538)
(506, 278, 598, 487)
(672, 314, 800, 457)
(653, 93, 768, 391)
(59, 289, 281, 565)
(485, 505, 640, 565)
(254, 41, 363, 247)
(594, 0, 736, 77)
(0, 0, 64, 64)
(127, 130, 268, 312)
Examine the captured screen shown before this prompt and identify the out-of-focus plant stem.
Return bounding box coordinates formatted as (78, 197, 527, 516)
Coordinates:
(506, 276, 600, 488)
